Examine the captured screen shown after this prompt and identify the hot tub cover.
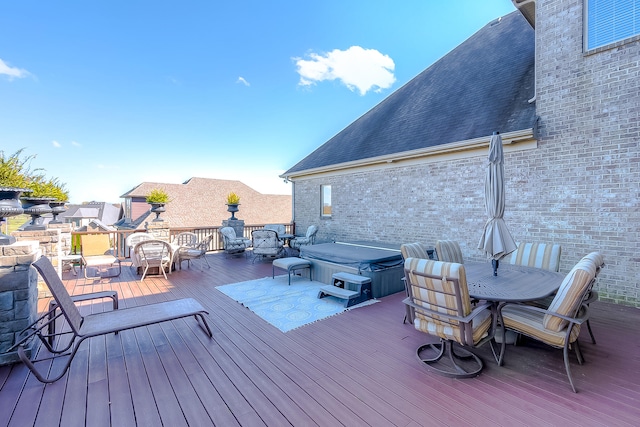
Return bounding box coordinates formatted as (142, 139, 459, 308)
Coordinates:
(300, 242, 402, 272)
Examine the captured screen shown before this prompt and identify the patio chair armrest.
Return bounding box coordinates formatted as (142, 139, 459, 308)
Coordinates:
(403, 297, 493, 323)
(498, 301, 590, 325)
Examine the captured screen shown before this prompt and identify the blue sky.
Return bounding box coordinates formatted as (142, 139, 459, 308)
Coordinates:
(0, 1, 516, 203)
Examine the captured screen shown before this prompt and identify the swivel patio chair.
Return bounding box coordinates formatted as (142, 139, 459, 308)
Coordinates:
(251, 229, 284, 263)
(434, 240, 464, 264)
(497, 253, 599, 392)
(403, 258, 498, 378)
(176, 234, 213, 269)
(220, 227, 251, 257)
(10, 256, 212, 383)
(264, 224, 286, 237)
(80, 234, 121, 279)
(289, 225, 318, 252)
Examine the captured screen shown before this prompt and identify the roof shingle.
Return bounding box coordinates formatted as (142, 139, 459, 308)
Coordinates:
(284, 11, 535, 176)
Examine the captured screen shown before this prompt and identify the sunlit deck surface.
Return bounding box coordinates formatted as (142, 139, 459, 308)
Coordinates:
(1, 251, 639, 426)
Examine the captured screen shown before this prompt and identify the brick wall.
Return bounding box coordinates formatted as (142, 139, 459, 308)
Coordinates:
(292, 1, 640, 306)
(534, 0, 640, 306)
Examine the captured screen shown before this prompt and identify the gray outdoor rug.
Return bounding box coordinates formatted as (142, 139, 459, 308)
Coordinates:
(217, 275, 378, 332)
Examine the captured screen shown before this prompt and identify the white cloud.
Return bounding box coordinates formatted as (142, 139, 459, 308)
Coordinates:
(294, 46, 396, 95)
(0, 58, 31, 80)
(52, 140, 61, 148)
(71, 141, 82, 147)
(236, 76, 250, 86)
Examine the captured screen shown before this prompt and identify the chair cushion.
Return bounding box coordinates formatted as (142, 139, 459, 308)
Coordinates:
(506, 242, 562, 272)
(543, 258, 597, 332)
(405, 258, 486, 344)
(502, 305, 581, 347)
(414, 306, 491, 344)
(435, 240, 464, 264)
(400, 242, 429, 259)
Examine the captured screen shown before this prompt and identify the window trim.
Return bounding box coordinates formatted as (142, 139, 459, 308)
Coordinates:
(584, 0, 640, 51)
(320, 185, 332, 218)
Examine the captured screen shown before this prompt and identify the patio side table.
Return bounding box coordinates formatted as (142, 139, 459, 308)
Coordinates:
(60, 254, 83, 275)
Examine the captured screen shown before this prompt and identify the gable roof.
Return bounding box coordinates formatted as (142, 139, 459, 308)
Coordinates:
(119, 177, 291, 228)
(59, 202, 122, 225)
(283, 11, 535, 177)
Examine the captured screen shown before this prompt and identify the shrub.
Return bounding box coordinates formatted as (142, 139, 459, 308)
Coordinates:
(26, 176, 69, 201)
(146, 188, 170, 204)
(226, 192, 240, 204)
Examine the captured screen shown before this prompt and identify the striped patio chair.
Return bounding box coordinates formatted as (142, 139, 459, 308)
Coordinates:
(400, 242, 430, 260)
(497, 254, 599, 392)
(434, 240, 464, 264)
(403, 258, 498, 378)
(506, 242, 562, 272)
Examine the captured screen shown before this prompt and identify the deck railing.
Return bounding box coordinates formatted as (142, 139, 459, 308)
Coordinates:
(71, 223, 296, 259)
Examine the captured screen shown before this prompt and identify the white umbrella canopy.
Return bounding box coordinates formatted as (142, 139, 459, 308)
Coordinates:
(478, 132, 517, 275)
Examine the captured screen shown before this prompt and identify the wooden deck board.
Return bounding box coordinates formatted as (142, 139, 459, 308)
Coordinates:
(1, 252, 639, 426)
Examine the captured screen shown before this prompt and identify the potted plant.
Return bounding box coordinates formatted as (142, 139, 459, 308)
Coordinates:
(21, 177, 69, 230)
(146, 188, 170, 221)
(225, 192, 241, 220)
(0, 150, 34, 243)
(46, 179, 70, 224)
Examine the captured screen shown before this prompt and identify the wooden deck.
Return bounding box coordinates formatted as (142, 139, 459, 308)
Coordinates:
(1, 252, 639, 426)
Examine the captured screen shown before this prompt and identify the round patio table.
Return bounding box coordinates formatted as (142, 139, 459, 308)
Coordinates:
(464, 261, 564, 302)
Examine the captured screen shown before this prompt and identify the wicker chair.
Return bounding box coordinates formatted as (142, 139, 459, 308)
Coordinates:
(173, 232, 198, 248)
(134, 239, 173, 280)
(177, 234, 213, 269)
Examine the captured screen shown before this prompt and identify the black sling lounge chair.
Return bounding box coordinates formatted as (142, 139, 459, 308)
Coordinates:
(10, 256, 213, 383)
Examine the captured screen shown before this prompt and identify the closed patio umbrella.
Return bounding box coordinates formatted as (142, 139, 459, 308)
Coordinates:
(478, 131, 517, 275)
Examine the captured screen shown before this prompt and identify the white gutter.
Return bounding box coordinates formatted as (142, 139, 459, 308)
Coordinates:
(281, 128, 535, 181)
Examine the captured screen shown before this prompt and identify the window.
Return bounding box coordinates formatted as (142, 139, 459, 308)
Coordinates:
(124, 198, 132, 220)
(321, 185, 332, 217)
(585, 0, 640, 50)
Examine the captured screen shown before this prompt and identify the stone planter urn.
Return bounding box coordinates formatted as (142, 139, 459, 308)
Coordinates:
(49, 201, 67, 224)
(226, 203, 239, 220)
(0, 186, 29, 245)
(21, 197, 54, 230)
(149, 203, 166, 222)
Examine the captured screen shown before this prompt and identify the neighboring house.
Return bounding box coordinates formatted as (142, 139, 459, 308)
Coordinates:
(61, 201, 122, 230)
(282, 2, 639, 307)
(117, 177, 291, 229)
(20, 201, 122, 230)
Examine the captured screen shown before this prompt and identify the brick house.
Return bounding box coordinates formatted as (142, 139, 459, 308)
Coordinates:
(282, 1, 640, 306)
(117, 177, 291, 229)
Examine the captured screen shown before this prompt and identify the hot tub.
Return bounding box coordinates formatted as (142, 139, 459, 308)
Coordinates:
(300, 242, 404, 298)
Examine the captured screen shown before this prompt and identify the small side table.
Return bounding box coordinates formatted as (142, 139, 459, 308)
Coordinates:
(61, 254, 83, 275)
